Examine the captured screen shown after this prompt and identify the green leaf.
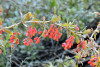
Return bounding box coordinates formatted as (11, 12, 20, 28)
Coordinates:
(75, 35, 79, 44)
(6, 34, 10, 40)
(58, 15, 61, 21)
(62, 23, 67, 27)
(5, 43, 10, 48)
(75, 54, 80, 59)
(0, 39, 5, 47)
(91, 56, 94, 58)
(1, 48, 6, 55)
(76, 64, 78, 67)
(24, 12, 32, 21)
(58, 64, 63, 67)
(4, 29, 13, 35)
(94, 33, 97, 40)
(0, 18, 4, 22)
(83, 29, 91, 34)
(51, 15, 59, 22)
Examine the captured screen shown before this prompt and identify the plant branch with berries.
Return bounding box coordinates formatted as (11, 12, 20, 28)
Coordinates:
(0, 6, 100, 67)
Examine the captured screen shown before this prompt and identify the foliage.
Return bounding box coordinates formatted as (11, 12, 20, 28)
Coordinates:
(0, 0, 100, 67)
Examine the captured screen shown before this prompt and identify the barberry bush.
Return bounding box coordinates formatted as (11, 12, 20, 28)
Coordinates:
(0, 0, 100, 67)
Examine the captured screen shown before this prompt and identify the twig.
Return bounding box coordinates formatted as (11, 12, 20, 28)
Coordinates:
(24, 21, 50, 23)
(0, 21, 50, 30)
(0, 22, 22, 30)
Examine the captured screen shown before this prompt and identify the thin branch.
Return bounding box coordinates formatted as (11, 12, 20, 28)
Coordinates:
(0, 21, 50, 30)
(0, 22, 22, 30)
(24, 21, 50, 23)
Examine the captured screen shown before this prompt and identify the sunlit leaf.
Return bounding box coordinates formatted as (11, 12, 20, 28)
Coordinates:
(75, 35, 79, 44)
(83, 29, 91, 34)
(62, 23, 67, 27)
(75, 54, 80, 59)
(4, 29, 13, 35)
(94, 33, 97, 40)
(24, 12, 32, 21)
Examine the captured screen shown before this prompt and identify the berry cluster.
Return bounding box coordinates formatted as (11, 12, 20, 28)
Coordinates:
(25, 26, 37, 38)
(9, 32, 20, 48)
(23, 38, 33, 46)
(23, 26, 37, 46)
(88, 57, 98, 67)
(0, 8, 3, 36)
(43, 24, 62, 41)
(75, 25, 79, 30)
(0, 49, 2, 54)
(0, 9, 1, 14)
(77, 40, 86, 52)
(62, 36, 75, 50)
(0, 7, 2, 53)
(23, 26, 41, 46)
(38, 31, 42, 34)
(34, 37, 40, 44)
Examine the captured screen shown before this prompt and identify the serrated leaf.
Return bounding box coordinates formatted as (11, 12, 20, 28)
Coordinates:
(4, 29, 13, 35)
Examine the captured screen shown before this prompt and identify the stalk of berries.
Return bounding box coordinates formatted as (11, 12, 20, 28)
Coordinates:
(23, 26, 41, 45)
(43, 24, 62, 41)
(77, 40, 86, 52)
(23, 26, 37, 46)
(0, 6, 2, 14)
(9, 32, 20, 48)
(88, 57, 98, 67)
(62, 36, 75, 50)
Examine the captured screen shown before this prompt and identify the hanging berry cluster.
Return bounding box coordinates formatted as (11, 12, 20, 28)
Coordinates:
(23, 24, 62, 46)
(43, 24, 62, 41)
(0, 8, 100, 67)
(76, 40, 86, 52)
(88, 57, 99, 67)
(62, 36, 75, 50)
(9, 32, 20, 48)
(0, 8, 2, 14)
(23, 26, 38, 46)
